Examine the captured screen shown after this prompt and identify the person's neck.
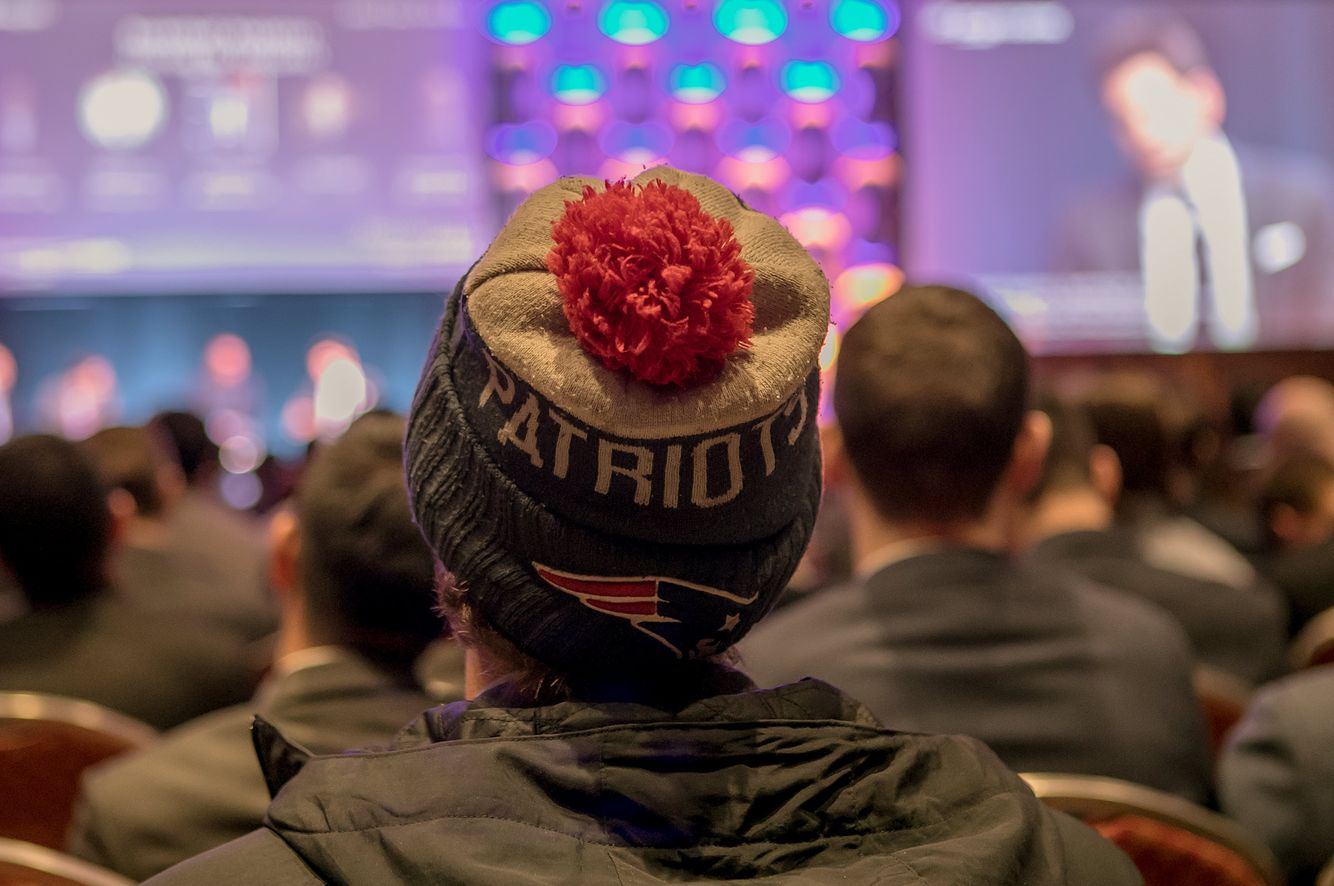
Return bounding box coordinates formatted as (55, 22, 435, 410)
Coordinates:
(1024, 487, 1113, 548)
(121, 515, 174, 550)
(849, 492, 1013, 574)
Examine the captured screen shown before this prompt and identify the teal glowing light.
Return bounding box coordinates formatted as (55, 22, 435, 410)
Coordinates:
(713, 0, 787, 45)
(551, 65, 607, 105)
(486, 1, 551, 45)
(598, 1, 669, 45)
(669, 63, 726, 104)
(781, 61, 840, 103)
(830, 0, 899, 42)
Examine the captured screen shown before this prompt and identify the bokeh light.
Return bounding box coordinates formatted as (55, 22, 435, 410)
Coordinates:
(599, 1, 669, 46)
(486, 1, 551, 45)
(669, 62, 726, 104)
(0, 343, 15, 392)
(485, 121, 558, 164)
(203, 333, 251, 387)
(551, 65, 608, 105)
(713, 0, 787, 45)
(782, 61, 841, 104)
(780, 207, 853, 252)
(830, 0, 900, 42)
(833, 262, 904, 313)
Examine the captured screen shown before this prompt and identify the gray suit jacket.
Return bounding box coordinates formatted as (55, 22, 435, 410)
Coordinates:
(1027, 528, 1287, 684)
(1219, 668, 1334, 884)
(0, 595, 257, 730)
(742, 547, 1212, 802)
(67, 649, 447, 882)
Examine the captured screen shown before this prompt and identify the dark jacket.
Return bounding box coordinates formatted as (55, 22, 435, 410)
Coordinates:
(67, 649, 443, 881)
(0, 594, 255, 730)
(1219, 668, 1334, 884)
(742, 547, 1213, 803)
(1027, 528, 1287, 684)
(145, 675, 1139, 884)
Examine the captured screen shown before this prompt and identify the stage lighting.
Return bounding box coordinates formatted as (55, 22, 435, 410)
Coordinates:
(669, 62, 726, 104)
(782, 61, 840, 103)
(486, 1, 551, 45)
(551, 65, 607, 105)
(713, 0, 787, 46)
(830, 0, 899, 43)
(599, 1, 669, 45)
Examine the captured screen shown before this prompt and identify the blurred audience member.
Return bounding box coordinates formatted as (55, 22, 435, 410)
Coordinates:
(151, 410, 269, 607)
(1254, 375, 1334, 464)
(744, 285, 1211, 802)
(1258, 452, 1334, 634)
(142, 171, 1134, 884)
(1024, 397, 1285, 684)
(81, 425, 276, 642)
(1082, 371, 1266, 593)
(0, 434, 254, 728)
(68, 413, 449, 881)
(1219, 668, 1334, 885)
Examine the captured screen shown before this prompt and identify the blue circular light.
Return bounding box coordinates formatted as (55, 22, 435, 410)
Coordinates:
(486, 1, 551, 45)
(669, 63, 726, 104)
(599, 1, 669, 45)
(485, 122, 558, 164)
(713, 0, 787, 46)
(551, 65, 607, 105)
(830, 0, 899, 42)
(781, 60, 841, 103)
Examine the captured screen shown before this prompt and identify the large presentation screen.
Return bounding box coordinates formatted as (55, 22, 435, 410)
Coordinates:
(903, 0, 1334, 355)
(0, 0, 491, 294)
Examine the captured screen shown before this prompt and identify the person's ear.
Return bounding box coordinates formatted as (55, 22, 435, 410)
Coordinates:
(105, 488, 136, 545)
(1089, 444, 1123, 504)
(1009, 410, 1053, 499)
(268, 508, 301, 601)
(1269, 502, 1305, 549)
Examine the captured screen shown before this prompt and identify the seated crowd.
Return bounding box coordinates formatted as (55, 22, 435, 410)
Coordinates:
(0, 167, 1330, 884)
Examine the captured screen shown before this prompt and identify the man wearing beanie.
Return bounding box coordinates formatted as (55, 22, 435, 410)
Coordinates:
(147, 168, 1137, 884)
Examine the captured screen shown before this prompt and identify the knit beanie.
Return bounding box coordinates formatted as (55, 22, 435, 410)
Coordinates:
(405, 166, 828, 677)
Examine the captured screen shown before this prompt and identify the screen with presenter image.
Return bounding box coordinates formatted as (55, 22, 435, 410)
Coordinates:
(902, 0, 1334, 355)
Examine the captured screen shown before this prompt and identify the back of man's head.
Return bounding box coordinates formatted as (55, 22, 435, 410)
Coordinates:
(1081, 373, 1175, 504)
(297, 412, 441, 670)
(1033, 396, 1100, 500)
(0, 434, 112, 606)
(833, 284, 1029, 524)
(80, 425, 178, 518)
(1258, 452, 1334, 552)
(150, 411, 218, 487)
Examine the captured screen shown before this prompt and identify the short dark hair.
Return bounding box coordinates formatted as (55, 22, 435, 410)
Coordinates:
(1258, 453, 1334, 549)
(297, 412, 442, 670)
(1034, 395, 1098, 498)
(80, 426, 173, 516)
(1082, 373, 1174, 503)
(0, 434, 112, 606)
(1096, 12, 1211, 83)
(833, 285, 1030, 524)
(151, 411, 217, 485)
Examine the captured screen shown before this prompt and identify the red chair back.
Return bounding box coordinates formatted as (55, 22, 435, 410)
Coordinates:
(0, 837, 133, 886)
(1022, 772, 1283, 886)
(0, 694, 156, 849)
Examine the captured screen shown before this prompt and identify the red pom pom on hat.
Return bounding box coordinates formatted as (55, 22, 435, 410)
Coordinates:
(546, 179, 755, 388)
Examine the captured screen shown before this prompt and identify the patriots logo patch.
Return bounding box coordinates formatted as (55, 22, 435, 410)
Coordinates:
(533, 562, 755, 658)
